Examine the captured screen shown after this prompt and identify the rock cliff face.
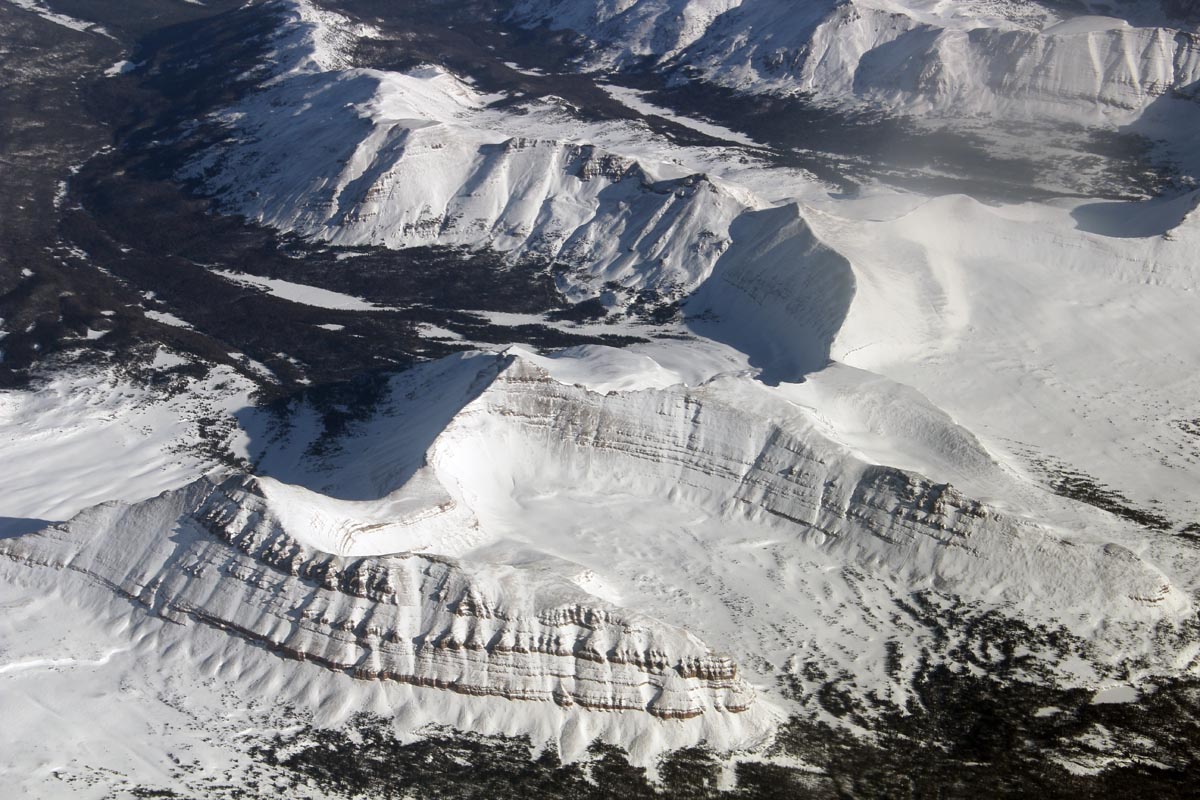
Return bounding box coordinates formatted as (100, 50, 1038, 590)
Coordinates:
(0, 472, 754, 721)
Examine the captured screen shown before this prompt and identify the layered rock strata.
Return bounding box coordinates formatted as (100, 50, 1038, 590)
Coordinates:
(0, 474, 754, 720)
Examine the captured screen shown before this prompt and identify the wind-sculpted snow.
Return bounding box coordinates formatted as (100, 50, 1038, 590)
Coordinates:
(513, 0, 1200, 123)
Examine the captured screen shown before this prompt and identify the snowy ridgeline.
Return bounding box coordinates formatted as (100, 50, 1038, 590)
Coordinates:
(509, 0, 1200, 123)
(184, 5, 854, 364)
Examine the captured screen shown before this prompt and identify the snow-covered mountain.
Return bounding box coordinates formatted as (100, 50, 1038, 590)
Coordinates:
(187, 63, 748, 303)
(4, 347, 1190, 762)
(4, 0, 1200, 795)
(2, 469, 757, 720)
(186, 0, 865, 347)
(511, 0, 1200, 123)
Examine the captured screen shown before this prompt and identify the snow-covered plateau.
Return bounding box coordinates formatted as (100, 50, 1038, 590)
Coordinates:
(2, 0, 1200, 796)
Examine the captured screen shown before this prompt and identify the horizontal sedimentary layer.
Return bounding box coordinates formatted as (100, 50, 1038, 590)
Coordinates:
(0, 474, 754, 720)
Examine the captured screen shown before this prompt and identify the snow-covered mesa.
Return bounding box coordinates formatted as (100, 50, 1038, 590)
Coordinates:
(2, 347, 1193, 762)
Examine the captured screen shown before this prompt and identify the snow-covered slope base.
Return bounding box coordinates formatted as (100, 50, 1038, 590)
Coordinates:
(0, 358, 255, 527)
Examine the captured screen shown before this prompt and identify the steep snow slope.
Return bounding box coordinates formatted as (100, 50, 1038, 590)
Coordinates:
(186, 0, 865, 335)
(683, 202, 855, 379)
(423, 352, 1187, 628)
(512, 0, 1200, 123)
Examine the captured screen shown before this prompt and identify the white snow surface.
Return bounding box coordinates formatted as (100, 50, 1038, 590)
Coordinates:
(180, 0, 1200, 628)
(103, 59, 137, 77)
(0, 363, 254, 527)
(804, 190, 1200, 526)
(211, 268, 384, 310)
(512, 344, 693, 392)
(3, 0, 112, 37)
(600, 83, 763, 146)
